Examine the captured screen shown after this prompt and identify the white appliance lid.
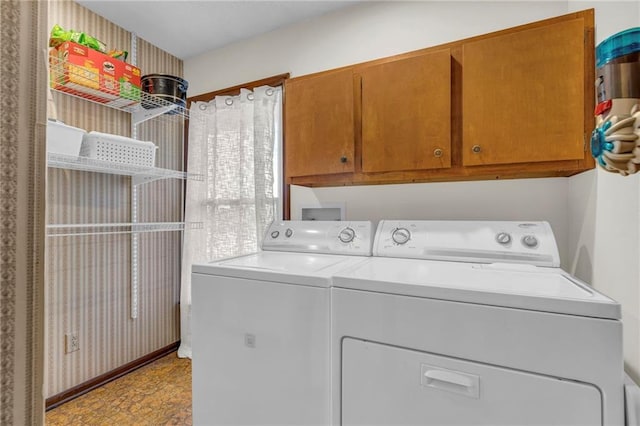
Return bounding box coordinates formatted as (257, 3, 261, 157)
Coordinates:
(192, 251, 368, 288)
(333, 257, 621, 319)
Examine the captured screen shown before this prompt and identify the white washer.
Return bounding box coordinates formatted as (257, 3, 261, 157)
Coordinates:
(191, 220, 373, 426)
(332, 220, 624, 426)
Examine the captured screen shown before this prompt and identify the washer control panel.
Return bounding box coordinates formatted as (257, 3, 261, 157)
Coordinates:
(374, 220, 560, 267)
(263, 221, 374, 256)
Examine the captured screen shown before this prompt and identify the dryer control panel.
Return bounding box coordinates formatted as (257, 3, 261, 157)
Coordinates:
(374, 220, 560, 267)
(262, 221, 374, 256)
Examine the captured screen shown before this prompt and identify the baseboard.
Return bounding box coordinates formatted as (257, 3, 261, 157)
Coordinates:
(45, 341, 180, 411)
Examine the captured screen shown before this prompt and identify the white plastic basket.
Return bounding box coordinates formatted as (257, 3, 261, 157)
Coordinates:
(47, 120, 86, 156)
(80, 131, 157, 167)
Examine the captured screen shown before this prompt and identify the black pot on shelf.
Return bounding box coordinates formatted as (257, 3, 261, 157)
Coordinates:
(141, 74, 188, 114)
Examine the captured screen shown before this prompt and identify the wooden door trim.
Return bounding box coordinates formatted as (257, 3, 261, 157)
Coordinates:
(186, 73, 290, 105)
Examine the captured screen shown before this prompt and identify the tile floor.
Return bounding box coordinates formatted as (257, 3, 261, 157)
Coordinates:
(46, 352, 192, 425)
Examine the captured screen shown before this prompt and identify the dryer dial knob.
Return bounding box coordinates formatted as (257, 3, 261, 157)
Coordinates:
(338, 227, 356, 244)
(522, 235, 539, 248)
(392, 228, 411, 245)
(285, 228, 294, 238)
(495, 232, 512, 245)
(270, 231, 280, 239)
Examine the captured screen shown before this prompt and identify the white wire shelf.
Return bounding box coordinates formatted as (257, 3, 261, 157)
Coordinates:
(48, 152, 203, 184)
(46, 221, 204, 238)
(49, 56, 189, 124)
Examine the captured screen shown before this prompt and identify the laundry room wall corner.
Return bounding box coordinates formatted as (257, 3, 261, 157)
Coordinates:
(567, 170, 597, 284)
(184, 0, 640, 383)
(568, 0, 640, 384)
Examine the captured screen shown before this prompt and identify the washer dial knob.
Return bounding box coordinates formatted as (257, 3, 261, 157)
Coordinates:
(270, 231, 280, 239)
(522, 235, 539, 248)
(392, 228, 411, 245)
(495, 232, 511, 245)
(285, 228, 294, 238)
(338, 227, 356, 244)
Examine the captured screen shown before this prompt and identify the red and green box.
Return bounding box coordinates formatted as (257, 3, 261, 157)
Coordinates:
(50, 41, 141, 106)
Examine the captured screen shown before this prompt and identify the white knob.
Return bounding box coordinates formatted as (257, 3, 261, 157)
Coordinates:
(285, 228, 293, 238)
(495, 232, 511, 245)
(338, 227, 356, 244)
(270, 231, 280, 239)
(392, 228, 411, 245)
(522, 235, 538, 248)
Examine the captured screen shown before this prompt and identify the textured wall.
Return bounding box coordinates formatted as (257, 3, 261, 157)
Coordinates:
(46, 1, 183, 397)
(1, 0, 48, 423)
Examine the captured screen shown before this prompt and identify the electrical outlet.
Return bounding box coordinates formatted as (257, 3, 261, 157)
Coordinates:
(65, 332, 79, 353)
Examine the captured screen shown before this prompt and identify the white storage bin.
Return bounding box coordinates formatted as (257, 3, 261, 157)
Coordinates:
(80, 131, 157, 167)
(46, 119, 86, 156)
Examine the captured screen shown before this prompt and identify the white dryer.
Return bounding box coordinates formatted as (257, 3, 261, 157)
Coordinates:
(191, 220, 373, 426)
(332, 220, 624, 426)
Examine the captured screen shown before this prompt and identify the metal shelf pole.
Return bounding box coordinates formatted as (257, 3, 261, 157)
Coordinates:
(131, 32, 139, 320)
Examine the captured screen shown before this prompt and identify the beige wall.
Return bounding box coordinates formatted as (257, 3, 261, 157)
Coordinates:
(45, 1, 184, 397)
(186, 0, 640, 382)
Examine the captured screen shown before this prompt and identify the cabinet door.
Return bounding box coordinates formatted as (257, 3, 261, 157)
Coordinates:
(285, 69, 354, 177)
(361, 50, 451, 173)
(462, 18, 586, 166)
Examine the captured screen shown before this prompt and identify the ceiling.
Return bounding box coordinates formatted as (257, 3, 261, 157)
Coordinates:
(76, 0, 360, 60)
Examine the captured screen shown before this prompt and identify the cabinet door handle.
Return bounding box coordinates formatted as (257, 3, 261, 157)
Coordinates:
(472, 145, 482, 154)
(340, 156, 348, 163)
(433, 148, 443, 158)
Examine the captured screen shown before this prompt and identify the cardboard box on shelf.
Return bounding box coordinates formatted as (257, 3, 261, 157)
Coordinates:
(49, 41, 141, 106)
(119, 63, 141, 101)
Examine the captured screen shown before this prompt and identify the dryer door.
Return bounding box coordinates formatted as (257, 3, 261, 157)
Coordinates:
(342, 338, 601, 426)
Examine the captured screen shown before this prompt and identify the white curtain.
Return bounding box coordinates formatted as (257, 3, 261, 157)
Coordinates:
(178, 85, 282, 358)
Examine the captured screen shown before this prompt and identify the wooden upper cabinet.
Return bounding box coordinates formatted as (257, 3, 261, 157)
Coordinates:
(285, 69, 354, 177)
(462, 18, 586, 166)
(283, 10, 594, 197)
(360, 49, 452, 173)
